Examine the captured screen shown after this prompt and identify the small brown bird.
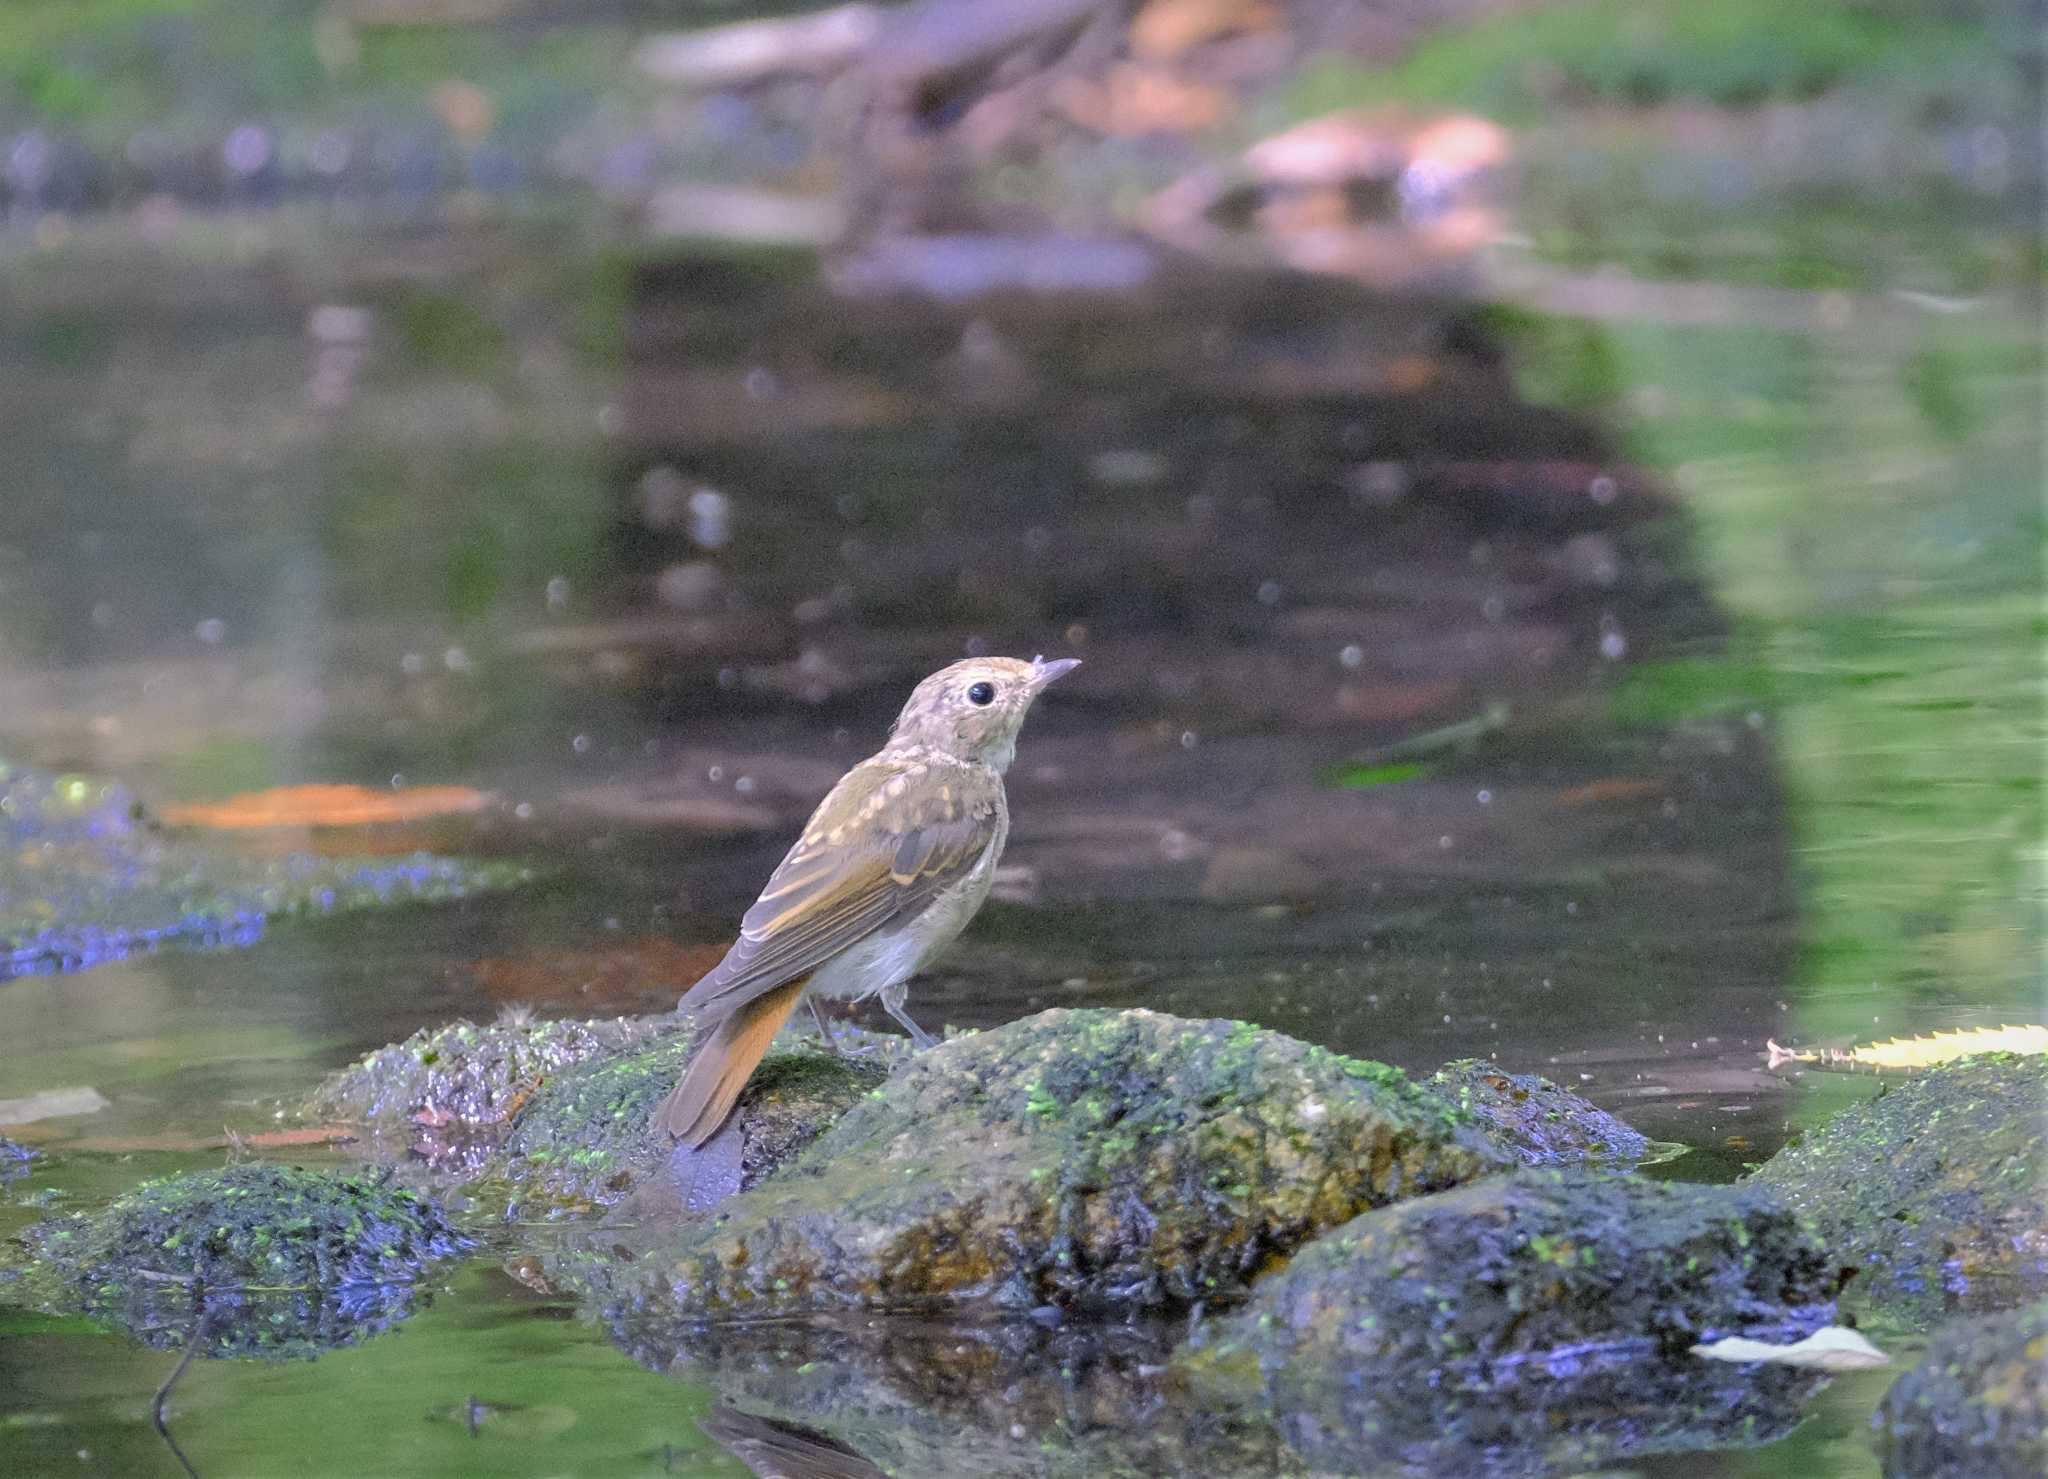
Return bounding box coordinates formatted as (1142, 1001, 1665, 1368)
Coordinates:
(654, 654, 1079, 1146)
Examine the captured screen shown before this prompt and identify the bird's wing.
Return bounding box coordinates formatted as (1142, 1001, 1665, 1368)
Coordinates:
(677, 758, 1001, 1019)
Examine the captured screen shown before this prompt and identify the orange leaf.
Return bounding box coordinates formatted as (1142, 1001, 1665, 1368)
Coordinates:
(159, 783, 493, 829)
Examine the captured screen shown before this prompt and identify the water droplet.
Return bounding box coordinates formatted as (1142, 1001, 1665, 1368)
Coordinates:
(222, 124, 271, 177)
(687, 486, 731, 549)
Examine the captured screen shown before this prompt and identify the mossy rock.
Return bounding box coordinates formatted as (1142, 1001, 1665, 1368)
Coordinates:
(1874, 1300, 2048, 1479)
(7, 1164, 473, 1359)
(1180, 1168, 1836, 1475)
(568, 1008, 1510, 1317)
(1744, 1052, 2048, 1325)
(307, 1013, 691, 1132)
(501, 1033, 890, 1217)
(1423, 1059, 1650, 1165)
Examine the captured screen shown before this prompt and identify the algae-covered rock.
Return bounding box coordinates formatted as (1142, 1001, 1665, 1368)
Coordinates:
(502, 1033, 888, 1216)
(1874, 1300, 2048, 1479)
(1181, 1168, 1836, 1476)
(1423, 1059, 1650, 1165)
(308, 1013, 689, 1132)
(1745, 1052, 2048, 1324)
(310, 1009, 900, 1208)
(8, 1163, 473, 1358)
(578, 1008, 1510, 1316)
(0, 761, 524, 977)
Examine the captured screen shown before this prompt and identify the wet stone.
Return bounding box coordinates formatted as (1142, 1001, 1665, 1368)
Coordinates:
(1180, 1168, 1838, 1477)
(0, 1137, 35, 1183)
(4, 1164, 473, 1359)
(307, 1013, 690, 1136)
(567, 1008, 1510, 1316)
(1745, 1052, 2048, 1325)
(501, 1030, 893, 1217)
(1874, 1300, 2048, 1479)
(1422, 1058, 1650, 1165)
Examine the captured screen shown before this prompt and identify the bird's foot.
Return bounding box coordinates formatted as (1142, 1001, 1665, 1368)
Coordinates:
(805, 995, 852, 1058)
(885, 1001, 940, 1051)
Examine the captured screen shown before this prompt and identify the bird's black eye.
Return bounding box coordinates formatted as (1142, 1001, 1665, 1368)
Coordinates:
(967, 681, 995, 706)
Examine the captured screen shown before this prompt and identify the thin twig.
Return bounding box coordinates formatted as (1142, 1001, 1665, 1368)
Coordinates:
(152, 1310, 209, 1479)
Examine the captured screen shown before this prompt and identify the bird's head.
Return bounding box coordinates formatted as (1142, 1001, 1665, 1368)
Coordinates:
(886, 654, 1079, 771)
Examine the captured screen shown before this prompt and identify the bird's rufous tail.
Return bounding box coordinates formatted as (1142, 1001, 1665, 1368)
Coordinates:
(654, 976, 808, 1147)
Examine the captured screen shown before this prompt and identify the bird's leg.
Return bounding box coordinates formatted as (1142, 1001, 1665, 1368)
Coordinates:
(805, 993, 847, 1057)
(880, 983, 939, 1050)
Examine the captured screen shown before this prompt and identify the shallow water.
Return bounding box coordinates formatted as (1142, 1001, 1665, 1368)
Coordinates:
(0, 159, 2040, 1477)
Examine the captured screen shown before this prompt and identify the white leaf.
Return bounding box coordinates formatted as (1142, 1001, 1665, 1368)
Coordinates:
(1691, 1327, 1889, 1370)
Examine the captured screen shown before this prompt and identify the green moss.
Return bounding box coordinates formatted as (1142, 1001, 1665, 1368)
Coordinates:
(568, 1009, 1510, 1317)
(1422, 1060, 1649, 1166)
(8, 1164, 471, 1359)
(1875, 1301, 2048, 1476)
(1184, 1169, 1835, 1472)
(499, 1030, 887, 1216)
(307, 1012, 683, 1132)
(1746, 1053, 2048, 1326)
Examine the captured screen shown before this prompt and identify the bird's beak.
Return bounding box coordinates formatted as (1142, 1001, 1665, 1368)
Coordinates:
(1028, 655, 1081, 692)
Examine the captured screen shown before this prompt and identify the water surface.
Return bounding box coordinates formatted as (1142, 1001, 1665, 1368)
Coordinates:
(0, 157, 2038, 1476)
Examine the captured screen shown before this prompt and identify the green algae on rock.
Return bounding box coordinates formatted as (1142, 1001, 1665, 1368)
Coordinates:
(308, 1009, 899, 1212)
(308, 1013, 691, 1132)
(502, 1032, 890, 1217)
(1745, 1052, 2048, 1325)
(1423, 1059, 1650, 1165)
(0, 761, 526, 977)
(1874, 1300, 2048, 1479)
(1180, 1168, 1837, 1476)
(6, 1163, 473, 1359)
(573, 1008, 1511, 1316)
